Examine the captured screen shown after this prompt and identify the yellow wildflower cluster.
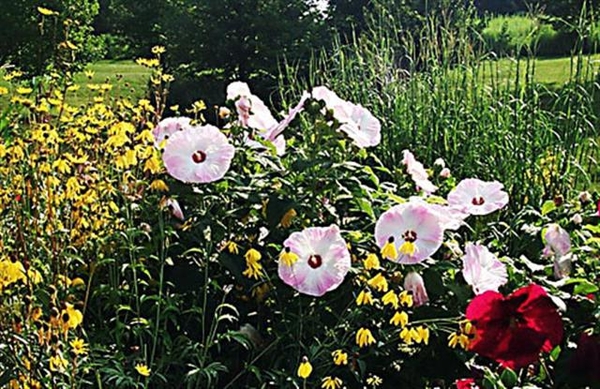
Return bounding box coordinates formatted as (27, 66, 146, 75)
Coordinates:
(0, 51, 166, 386)
(400, 325, 430, 345)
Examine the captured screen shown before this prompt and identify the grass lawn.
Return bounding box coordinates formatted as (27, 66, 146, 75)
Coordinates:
(479, 54, 600, 87)
(69, 60, 151, 105)
(0, 59, 151, 107)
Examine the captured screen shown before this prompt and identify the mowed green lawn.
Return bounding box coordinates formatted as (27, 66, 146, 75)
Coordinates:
(0, 60, 151, 107)
(478, 54, 600, 87)
(69, 60, 151, 105)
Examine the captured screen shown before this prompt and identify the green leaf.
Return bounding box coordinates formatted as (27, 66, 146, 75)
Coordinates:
(541, 200, 556, 216)
(573, 280, 599, 295)
(354, 197, 375, 219)
(500, 368, 518, 387)
(549, 345, 561, 362)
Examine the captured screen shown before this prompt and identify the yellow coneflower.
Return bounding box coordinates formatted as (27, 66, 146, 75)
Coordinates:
(321, 376, 343, 389)
(279, 247, 299, 266)
(135, 363, 151, 377)
(363, 253, 380, 270)
(331, 349, 348, 365)
(297, 356, 312, 379)
(389, 311, 409, 327)
(356, 327, 376, 348)
(381, 290, 399, 309)
(367, 273, 388, 292)
(381, 237, 398, 260)
(356, 290, 374, 306)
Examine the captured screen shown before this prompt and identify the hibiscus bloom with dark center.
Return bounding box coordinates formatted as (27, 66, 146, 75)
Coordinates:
(466, 284, 563, 370)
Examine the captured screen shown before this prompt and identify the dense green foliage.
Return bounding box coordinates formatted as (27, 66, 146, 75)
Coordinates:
(0, 0, 101, 75)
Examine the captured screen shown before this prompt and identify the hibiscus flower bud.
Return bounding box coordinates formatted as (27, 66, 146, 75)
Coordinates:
(439, 167, 451, 179)
(579, 191, 591, 204)
(403, 272, 429, 307)
(543, 224, 571, 258)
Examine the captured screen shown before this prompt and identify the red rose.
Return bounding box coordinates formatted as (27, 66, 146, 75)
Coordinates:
(466, 284, 563, 369)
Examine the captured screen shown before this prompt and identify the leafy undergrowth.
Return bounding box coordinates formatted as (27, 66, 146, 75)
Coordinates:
(0, 47, 599, 389)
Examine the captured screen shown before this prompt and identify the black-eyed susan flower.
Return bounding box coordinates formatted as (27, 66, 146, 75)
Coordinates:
(390, 311, 409, 327)
(367, 273, 388, 292)
(363, 253, 380, 270)
(331, 349, 348, 365)
(297, 356, 312, 379)
(226, 241, 239, 254)
(49, 352, 68, 372)
(279, 247, 299, 267)
(278, 225, 351, 297)
(382, 290, 399, 309)
(321, 376, 342, 389)
(242, 249, 263, 279)
(399, 291, 413, 308)
(400, 327, 413, 345)
(356, 290, 374, 306)
(448, 332, 469, 349)
(135, 363, 151, 377)
(70, 338, 88, 355)
(412, 326, 430, 345)
(356, 328, 375, 348)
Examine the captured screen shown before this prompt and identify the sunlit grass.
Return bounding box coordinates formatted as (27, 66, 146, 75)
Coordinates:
(0, 60, 151, 107)
(480, 54, 600, 87)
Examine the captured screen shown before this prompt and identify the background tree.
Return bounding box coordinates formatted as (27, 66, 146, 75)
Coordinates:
(0, 0, 101, 75)
(160, 0, 330, 108)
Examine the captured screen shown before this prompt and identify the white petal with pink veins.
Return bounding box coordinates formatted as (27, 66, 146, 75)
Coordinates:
(462, 243, 507, 294)
(163, 124, 235, 184)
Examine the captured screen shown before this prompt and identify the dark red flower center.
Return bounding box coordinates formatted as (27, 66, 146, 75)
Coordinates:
(192, 150, 207, 164)
(308, 254, 322, 269)
(472, 196, 485, 206)
(403, 230, 417, 243)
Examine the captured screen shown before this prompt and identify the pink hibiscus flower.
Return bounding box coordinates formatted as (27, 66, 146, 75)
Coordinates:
(162, 124, 235, 184)
(152, 117, 192, 148)
(375, 202, 444, 264)
(402, 150, 437, 194)
(278, 225, 351, 297)
(226, 82, 307, 156)
(311, 86, 381, 148)
(447, 178, 509, 216)
(462, 243, 508, 295)
(408, 196, 468, 231)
